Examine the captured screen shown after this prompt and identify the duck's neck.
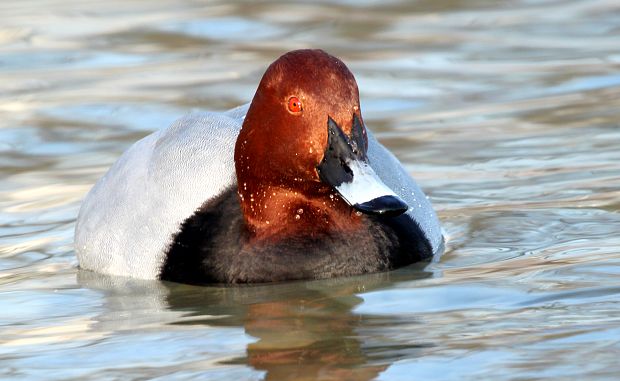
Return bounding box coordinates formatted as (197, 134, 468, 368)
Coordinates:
(236, 180, 362, 240)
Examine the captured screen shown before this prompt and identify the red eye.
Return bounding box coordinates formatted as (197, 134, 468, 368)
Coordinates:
(288, 97, 303, 113)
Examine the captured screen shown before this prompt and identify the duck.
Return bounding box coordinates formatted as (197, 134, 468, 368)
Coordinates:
(74, 49, 443, 285)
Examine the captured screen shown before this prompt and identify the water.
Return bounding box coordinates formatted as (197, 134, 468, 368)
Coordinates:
(1, 0, 620, 379)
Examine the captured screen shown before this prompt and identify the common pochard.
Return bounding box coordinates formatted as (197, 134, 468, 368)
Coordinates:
(75, 49, 443, 284)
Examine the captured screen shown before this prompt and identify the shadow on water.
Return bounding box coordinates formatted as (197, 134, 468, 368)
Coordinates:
(78, 265, 433, 380)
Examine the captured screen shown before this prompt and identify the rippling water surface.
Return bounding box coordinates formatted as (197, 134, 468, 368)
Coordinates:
(2, 1, 620, 379)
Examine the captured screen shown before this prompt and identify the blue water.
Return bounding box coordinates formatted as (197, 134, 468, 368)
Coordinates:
(1, 0, 620, 380)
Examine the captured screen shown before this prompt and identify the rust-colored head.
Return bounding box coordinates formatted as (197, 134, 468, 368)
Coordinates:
(236, 49, 362, 183)
(234, 50, 406, 236)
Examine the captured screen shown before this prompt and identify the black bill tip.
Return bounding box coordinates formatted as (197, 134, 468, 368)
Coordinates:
(353, 195, 408, 217)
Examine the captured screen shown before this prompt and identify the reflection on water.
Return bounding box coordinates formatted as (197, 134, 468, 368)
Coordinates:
(1, 0, 620, 379)
(77, 267, 432, 381)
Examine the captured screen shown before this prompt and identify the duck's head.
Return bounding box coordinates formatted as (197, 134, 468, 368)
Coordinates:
(235, 49, 408, 231)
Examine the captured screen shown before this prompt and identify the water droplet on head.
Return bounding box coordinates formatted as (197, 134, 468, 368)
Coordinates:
(295, 214, 301, 220)
(297, 208, 304, 214)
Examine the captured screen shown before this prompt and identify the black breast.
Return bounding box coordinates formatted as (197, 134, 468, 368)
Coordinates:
(159, 187, 432, 285)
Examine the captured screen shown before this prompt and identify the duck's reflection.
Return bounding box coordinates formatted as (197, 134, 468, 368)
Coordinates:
(79, 265, 432, 381)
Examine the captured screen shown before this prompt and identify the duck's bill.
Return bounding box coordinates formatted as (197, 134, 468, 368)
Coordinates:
(334, 159, 408, 217)
(317, 116, 408, 217)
